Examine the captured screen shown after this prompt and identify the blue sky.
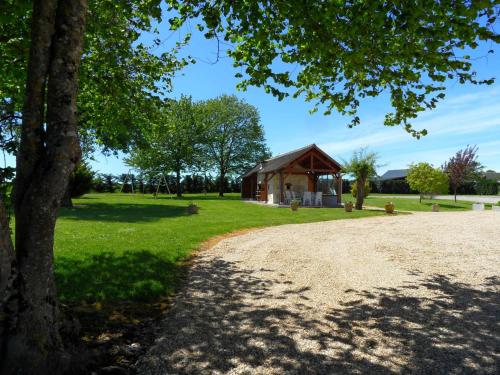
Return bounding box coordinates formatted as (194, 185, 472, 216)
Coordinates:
(91, 19, 500, 176)
(7, 16, 499, 176)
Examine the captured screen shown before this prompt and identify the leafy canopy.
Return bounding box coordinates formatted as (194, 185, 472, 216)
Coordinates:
(168, 0, 499, 137)
(197, 95, 270, 177)
(342, 149, 379, 182)
(125, 95, 200, 175)
(443, 145, 482, 191)
(407, 162, 449, 196)
(0, 0, 192, 158)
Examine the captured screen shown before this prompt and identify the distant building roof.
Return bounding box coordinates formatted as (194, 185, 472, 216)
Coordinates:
(484, 171, 500, 182)
(242, 144, 342, 178)
(379, 169, 409, 181)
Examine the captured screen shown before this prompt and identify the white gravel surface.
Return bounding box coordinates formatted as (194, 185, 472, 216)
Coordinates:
(139, 212, 500, 374)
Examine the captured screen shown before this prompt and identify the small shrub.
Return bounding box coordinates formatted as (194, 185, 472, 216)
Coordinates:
(69, 162, 94, 197)
(187, 203, 199, 214)
(344, 201, 353, 212)
(351, 181, 370, 198)
(384, 202, 395, 214)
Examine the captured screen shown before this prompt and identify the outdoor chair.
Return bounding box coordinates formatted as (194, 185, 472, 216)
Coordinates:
(284, 190, 292, 205)
(302, 192, 312, 206)
(292, 191, 301, 201)
(314, 192, 322, 207)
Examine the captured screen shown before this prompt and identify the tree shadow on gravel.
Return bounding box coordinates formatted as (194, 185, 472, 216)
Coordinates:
(324, 274, 499, 374)
(138, 258, 500, 374)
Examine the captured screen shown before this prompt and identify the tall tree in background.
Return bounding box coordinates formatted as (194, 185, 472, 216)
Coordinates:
(197, 95, 270, 197)
(407, 163, 449, 202)
(343, 149, 379, 210)
(126, 96, 200, 197)
(443, 145, 481, 202)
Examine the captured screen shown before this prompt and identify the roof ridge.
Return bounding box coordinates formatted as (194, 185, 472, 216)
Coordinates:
(264, 144, 315, 162)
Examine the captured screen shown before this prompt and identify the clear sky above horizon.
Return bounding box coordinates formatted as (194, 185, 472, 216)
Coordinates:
(6, 14, 499, 176)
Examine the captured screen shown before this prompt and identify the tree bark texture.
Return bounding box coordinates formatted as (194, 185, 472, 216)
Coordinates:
(355, 179, 364, 210)
(1, 0, 88, 373)
(61, 184, 73, 208)
(0, 198, 14, 298)
(219, 171, 225, 197)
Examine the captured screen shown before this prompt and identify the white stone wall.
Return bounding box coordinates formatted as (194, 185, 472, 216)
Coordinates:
(267, 174, 309, 204)
(284, 175, 308, 193)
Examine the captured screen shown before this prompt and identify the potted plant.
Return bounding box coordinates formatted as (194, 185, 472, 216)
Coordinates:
(492, 201, 500, 212)
(472, 202, 485, 211)
(290, 199, 300, 211)
(432, 203, 440, 212)
(384, 202, 395, 214)
(344, 201, 353, 212)
(187, 202, 199, 214)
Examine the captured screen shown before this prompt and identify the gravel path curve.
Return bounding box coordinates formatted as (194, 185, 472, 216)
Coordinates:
(139, 212, 500, 374)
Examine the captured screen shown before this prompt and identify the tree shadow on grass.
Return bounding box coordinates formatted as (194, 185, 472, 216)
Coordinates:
(58, 203, 188, 223)
(153, 195, 241, 201)
(55, 250, 180, 303)
(139, 258, 499, 374)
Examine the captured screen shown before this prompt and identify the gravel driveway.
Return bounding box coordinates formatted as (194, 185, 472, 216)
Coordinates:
(139, 212, 500, 374)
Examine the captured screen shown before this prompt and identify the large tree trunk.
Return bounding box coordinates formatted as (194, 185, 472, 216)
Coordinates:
(355, 179, 364, 210)
(1, 0, 87, 373)
(0, 197, 14, 298)
(219, 172, 225, 197)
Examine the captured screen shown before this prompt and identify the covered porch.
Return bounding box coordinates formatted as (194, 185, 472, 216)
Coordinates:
(241, 144, 343, 207)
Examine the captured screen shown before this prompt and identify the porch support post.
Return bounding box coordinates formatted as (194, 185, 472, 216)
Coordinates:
(337, 173, 343, 205)
(264, 173, 268, 202)
(279, 171, 284, 204)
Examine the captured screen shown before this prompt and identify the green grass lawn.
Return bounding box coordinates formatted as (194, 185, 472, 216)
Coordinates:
(343, 195, 477, 211)
(54, 193, 384, 304)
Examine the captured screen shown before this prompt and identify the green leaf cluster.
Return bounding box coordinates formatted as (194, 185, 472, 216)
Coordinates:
(407, 162, 449, 196)
(126, 94, 270, 183)
(125, 95, 201, 176)
(196, 95, 271, 178)
(168, 0, 499, 137)
(342, 149, 379, 182)
(0, 0, 191, 159)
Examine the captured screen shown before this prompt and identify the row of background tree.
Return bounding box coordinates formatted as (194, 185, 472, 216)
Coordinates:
(124, 94, 270, 198)
(69, 164, 243, 198)
(341, 173, 498, 196)
(50, 94, 269, 206)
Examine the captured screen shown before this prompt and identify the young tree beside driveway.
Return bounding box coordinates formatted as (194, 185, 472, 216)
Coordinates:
(343, 149, 379, 210)
(443, 145, 481, 202)
(407, 163, 449, 203)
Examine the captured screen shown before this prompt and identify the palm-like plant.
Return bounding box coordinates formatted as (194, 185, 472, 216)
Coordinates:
(343, 149, 380, 210)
